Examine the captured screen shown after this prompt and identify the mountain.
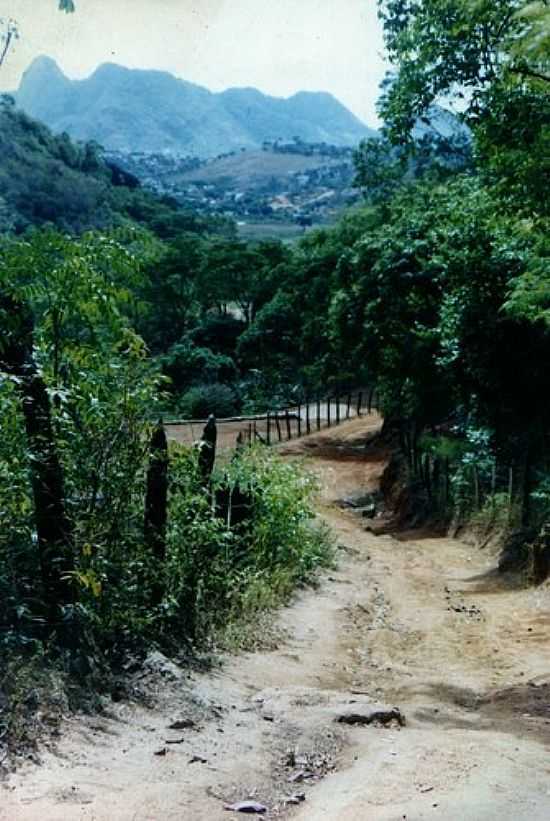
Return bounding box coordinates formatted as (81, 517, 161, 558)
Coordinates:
(412, 105, 471, 142)
(15, 57, 376, 157)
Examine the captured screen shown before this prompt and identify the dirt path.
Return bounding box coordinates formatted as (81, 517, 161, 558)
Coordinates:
(2, 417, 550, 820)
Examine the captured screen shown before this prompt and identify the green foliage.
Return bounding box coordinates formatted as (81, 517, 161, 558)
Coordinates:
(377, 0, 549, 215)
(378, 0, 547, 135)
(160, 342, 236, 398)
(222, 447, 331, 583)
(0, 229, 161, 653)
(1, 0, 548, 692)
(167, 445, 333, 643)
(0, 226, 333, 682)
(177, 383, 238, 419)
(0, 100, 236, 237)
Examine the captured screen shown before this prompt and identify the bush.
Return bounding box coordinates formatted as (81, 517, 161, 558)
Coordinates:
(177, 383, 238, 419)
(162, 444, 333, 645)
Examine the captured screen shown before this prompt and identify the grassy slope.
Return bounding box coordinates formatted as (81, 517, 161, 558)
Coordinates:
(177, 149, 344, 190)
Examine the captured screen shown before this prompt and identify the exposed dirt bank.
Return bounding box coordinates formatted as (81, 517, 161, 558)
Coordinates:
(2, 416, 550, 820)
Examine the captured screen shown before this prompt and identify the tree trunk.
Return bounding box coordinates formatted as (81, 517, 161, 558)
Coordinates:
(0, 294, 74, 631)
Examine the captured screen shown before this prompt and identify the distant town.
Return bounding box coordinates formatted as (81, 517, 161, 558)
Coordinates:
(107, 138, 361, 237)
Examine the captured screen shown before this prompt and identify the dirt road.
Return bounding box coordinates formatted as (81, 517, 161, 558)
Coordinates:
(2, 417, 550, 820)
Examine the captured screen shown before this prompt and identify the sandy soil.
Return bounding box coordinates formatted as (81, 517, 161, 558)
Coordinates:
(2, 416, 550, 820)
(165, 398, 364, 450)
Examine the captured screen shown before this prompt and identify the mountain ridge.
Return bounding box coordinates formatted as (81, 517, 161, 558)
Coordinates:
(15, 57, 377, 157)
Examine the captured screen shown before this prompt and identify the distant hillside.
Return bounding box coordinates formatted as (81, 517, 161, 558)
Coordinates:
(412, 105, 471, 142)
(177, 147, 348, 190)
(15, 57, 376, 157)
(0, 96, 231, 236)
(0, 96, 118, 233)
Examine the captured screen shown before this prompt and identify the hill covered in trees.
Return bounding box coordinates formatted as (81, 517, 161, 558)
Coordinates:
(15, 57, 376, 156)
(0, 95, 236, 237)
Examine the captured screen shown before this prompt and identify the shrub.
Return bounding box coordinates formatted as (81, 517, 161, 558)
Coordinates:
(162, 443, 333, 644)
(177, 383, 238, 419)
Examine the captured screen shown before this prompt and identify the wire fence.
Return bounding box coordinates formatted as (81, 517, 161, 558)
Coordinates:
(165, 389, 378, 450)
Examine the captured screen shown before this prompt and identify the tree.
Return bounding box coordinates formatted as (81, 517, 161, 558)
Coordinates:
(378, 0, 550, 142)
(0, 18, 17, 68)
(1, 3, 74, 71)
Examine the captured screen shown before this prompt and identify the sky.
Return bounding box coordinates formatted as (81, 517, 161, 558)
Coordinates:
(0, 0, 390, 126)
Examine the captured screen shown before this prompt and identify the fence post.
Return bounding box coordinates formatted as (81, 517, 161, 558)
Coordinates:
(275, 414, 282, 442)
(473, 464, 481, 510)
(508, 465, 514, 523)
(266, 411, 271, 446)
(316, 398, 321, 430)
(336, 394, 340, 425)
(145, 421, 169, 603)
(297, 403, 302, 437)
(285, 409, 292, 440)
(432, 457, 441, 508)
(327, 397, 331, 428)
(357, 391, 363, 417)
(346, 393, 351, 419)
(306, 399, 311, 435)
(198, 415, 217, 482)
(424, 454, 432, 501)
(368, 386, 375, 413)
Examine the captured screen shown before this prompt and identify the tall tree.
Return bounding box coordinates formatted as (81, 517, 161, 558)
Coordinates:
(378, 0, 549, 141)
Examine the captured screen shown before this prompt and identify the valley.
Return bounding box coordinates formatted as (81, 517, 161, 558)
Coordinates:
(107, 141, 360, 236)
(0, 4, 548, 818)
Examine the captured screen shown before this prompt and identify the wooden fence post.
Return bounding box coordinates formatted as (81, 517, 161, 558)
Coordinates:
(357, 391, 363, 417)
(198, 415, 217, 482)
(297, 403, 302, 437)
(473, 464, 481, 510)
(346, 393, 351, 419)
(336, 394, 340, 425)
(306, 399, 311, 435)
(285, 409, 292, 440)
(424, 454, 432, 501)
(316, 398, 321, 430)
(432, 457, 441, 508)
(327, 397, 331, 428)
(508, 465, 514, 523)
(266, 412, 271, 445)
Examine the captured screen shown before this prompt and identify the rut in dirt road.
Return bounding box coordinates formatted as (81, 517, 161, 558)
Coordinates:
(2, 416, 550, 821)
